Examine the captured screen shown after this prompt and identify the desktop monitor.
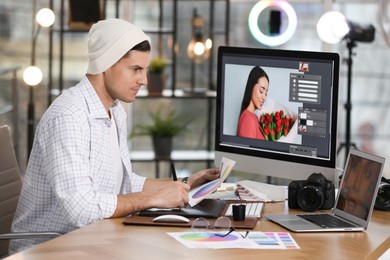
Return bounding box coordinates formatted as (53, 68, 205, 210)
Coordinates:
(215, 46, 340, 183)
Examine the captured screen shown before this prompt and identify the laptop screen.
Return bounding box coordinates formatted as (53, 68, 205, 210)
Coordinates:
(336, 151, 384, 221)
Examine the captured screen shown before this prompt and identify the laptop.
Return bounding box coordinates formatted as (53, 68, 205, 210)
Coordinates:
(266, 148, 386, 232)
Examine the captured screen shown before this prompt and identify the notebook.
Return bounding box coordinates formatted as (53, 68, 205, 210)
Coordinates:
(266, 148, 386, 232)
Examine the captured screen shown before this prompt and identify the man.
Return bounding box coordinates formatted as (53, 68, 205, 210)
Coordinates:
(10, 19, 219, 254)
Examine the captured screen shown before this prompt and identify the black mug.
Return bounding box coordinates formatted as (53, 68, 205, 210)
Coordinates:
(232, 204, 246, 221)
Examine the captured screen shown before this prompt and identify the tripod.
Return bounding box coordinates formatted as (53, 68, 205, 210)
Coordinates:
(337, 39, 358, 166)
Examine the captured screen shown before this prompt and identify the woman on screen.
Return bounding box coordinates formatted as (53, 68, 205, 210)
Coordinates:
(237, 66, 269, 139)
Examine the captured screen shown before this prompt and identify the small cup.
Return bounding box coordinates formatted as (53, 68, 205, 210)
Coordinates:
(232, 204, 246, 221)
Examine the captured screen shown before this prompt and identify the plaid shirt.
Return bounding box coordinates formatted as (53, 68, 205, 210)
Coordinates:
(10, 76, 146, 253)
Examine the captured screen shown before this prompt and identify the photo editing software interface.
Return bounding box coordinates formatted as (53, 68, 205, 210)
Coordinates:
(217, 47, 339, 169)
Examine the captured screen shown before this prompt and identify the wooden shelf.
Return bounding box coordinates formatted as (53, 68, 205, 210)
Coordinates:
(136, 88, 216, 98)
(130, 150, 214, 162)
(131, 150, 215, 178)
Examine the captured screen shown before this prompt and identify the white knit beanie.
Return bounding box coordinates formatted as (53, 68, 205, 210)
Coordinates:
(87, 19, 151, 75)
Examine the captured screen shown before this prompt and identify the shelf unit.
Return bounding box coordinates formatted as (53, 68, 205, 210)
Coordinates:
(47, 0, 230, 176)
(130, 89, 218, 177)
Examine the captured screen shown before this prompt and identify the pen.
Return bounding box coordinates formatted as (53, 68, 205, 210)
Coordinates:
(171, 162, 177, 181)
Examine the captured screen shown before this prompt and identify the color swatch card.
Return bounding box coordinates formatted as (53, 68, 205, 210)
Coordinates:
(188, 157, 236, 207)
(168, 231, 300, 250)
(247, 232, 300, 249)
(168, 231, 257, 249)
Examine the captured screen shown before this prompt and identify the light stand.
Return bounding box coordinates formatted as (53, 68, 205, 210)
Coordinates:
(337, 22, 375, 166)
(316, 11, 375, 167)
(337, 39, 357, 164)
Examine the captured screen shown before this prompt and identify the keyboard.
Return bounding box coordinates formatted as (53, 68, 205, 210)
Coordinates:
(297, 214, 356, 228)
(224, 202, 264, 217)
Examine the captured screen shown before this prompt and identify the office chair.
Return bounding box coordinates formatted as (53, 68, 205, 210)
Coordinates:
(0, 125, 62, 257)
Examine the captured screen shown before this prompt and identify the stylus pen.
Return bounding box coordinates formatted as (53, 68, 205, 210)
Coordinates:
(170, 162, 178, 181)
(171, 162, 185, 210)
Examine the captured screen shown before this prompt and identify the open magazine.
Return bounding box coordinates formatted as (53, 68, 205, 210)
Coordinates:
(188, 157, 236, 207)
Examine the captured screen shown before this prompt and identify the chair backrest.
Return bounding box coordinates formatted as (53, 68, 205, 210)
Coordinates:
(0, 125, 22, 257)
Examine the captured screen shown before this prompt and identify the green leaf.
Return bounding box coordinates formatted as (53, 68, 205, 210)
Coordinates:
(148, 57, 168, 74)
(131, 105, 193, 138)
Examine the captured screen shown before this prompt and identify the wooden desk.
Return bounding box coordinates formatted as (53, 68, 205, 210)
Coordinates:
(5, 202, 390, 260)
(365, 236, 390, 260)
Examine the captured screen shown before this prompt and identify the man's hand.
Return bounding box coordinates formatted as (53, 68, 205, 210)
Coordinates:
(113, 181, 190, 218)
(112, 168, 220, 218)
(150, 181, 190, 208)
(186, 168, 220, 189)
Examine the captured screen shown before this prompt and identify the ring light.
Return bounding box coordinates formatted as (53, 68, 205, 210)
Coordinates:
(248, 0, 297, 47)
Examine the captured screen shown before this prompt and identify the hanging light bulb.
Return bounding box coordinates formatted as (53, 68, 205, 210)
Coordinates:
(23, 66, 43, 86)
(205, 38, 212, 49)
(36, 8, 55, 28)
(187, 9, 211, 63)
(193, 41, 206, 56)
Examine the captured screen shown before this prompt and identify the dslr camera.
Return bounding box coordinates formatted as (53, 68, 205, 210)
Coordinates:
(374, 177, 390, 211)
(288, 173, 335, 212)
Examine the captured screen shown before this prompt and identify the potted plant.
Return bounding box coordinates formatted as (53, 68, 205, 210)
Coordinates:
(147, 56, 169, 95)
(131, 106, 192, 159)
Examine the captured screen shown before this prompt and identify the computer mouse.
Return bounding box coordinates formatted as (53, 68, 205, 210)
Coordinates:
(152, 214, 190, 223)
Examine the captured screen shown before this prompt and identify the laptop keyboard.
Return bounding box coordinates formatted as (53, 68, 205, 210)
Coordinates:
(297, 214, 356, 228)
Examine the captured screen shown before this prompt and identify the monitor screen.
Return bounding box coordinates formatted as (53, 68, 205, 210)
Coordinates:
(215, 46, 340, 183)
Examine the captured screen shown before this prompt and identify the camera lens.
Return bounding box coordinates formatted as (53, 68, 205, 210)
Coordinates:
(297, 185, 324, 212)
(375, 183, 390, 211)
